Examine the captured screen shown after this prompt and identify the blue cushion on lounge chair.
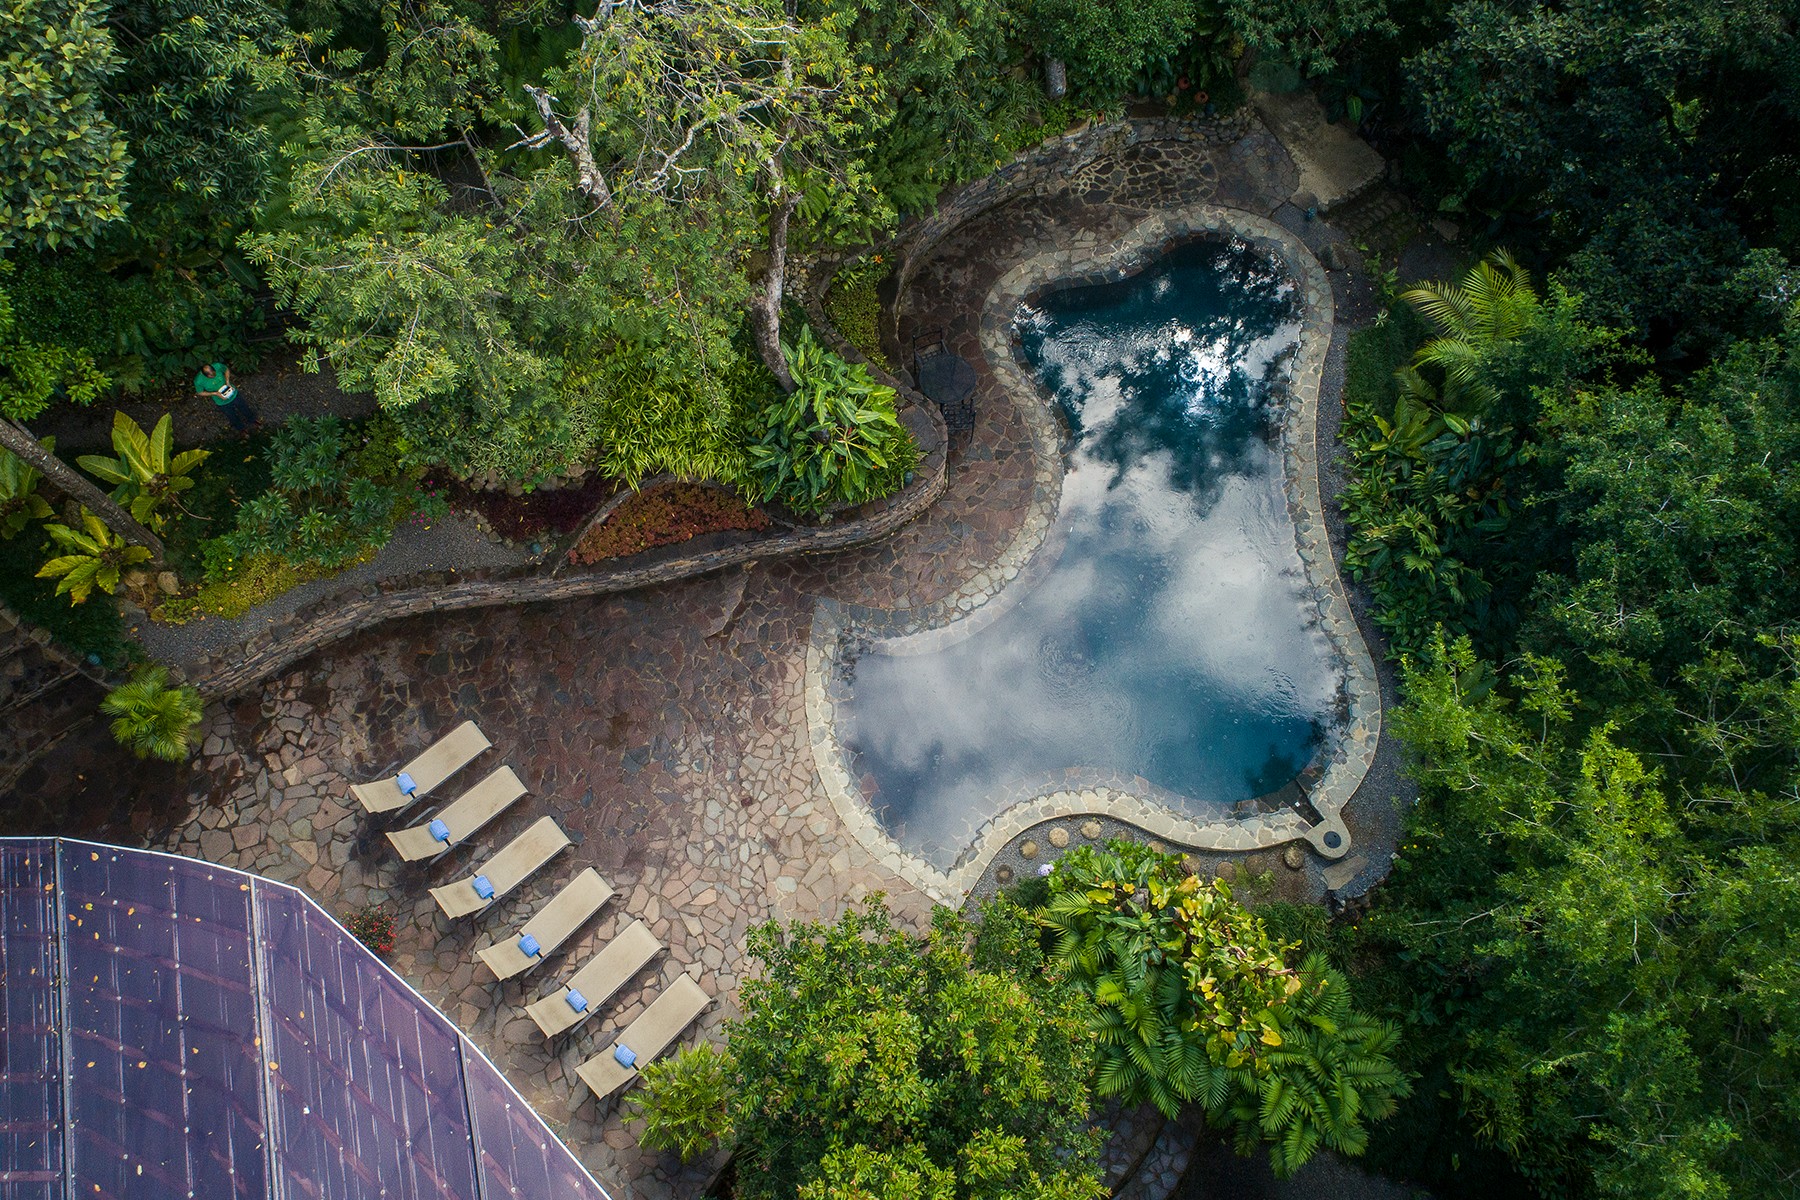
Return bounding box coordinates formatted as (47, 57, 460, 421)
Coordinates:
(518, 933, 541, 957)
(613, 1043, 637, 1068)
(472, 875, 495, 899)
(566, 988, 589, 1013)
(428, 818, 451, 843)
(397, 771, 418, 796)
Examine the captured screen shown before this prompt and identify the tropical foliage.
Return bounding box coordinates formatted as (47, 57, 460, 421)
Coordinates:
(35, 510, 153, 603)
(76, 413, 210, 531)
(1043, 840, 1408, 1175)
(0, 0, 129, 250)
(630, 898, 1106, 1200)
(748, 327, 919, 515)
(100, 665, 205, 761)
(0, 444, 53, 539)
(213, 415, 437, 573)
(624, 1041, 732, 1162)
(1338, 251, 1608, 659)
(1336, 243, 1800, 1198)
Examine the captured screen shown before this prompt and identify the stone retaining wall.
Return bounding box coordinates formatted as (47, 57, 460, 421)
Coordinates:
(881, 114, 1252, 360)
(186, 400, 948, 699)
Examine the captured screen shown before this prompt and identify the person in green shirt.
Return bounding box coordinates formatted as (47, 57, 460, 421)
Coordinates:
(195, 362, 257, 432)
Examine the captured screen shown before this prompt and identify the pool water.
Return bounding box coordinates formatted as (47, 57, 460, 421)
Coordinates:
(838, 238, 1342, 870)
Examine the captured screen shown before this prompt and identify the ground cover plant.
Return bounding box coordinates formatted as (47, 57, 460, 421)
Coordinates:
(567, 482, 771, 565)
(435, 474, 619, 543)
(822, 257, 892, 369)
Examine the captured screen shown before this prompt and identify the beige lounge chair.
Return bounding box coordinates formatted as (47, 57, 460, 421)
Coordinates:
(476, 868, 615, 980)
(575, 975, 712, 1098)
(525, 919, 661, 1037)
(385, 766, 528, 861)
(429, 816, 570, 919)
(351, 720, 491, 814)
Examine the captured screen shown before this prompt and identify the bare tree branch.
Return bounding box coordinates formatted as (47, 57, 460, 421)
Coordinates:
(519, 86, 616, 213)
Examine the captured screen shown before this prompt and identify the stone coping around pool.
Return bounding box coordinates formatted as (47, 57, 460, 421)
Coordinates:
(804, 203, 1381, 903)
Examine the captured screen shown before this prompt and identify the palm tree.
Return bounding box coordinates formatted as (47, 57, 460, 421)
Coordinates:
(1396, 249, 1542, 426)
(100, 666, 205, 761)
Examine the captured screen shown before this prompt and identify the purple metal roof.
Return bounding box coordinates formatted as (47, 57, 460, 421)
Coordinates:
(0, 838, 615, 1200)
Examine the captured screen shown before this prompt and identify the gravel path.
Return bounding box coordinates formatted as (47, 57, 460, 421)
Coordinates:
(30, 347, 376, 456)
(131, 514, 532, 669)
(1180, 1136, 1429, 1200)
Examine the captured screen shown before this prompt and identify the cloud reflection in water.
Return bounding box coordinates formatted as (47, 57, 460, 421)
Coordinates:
(839, 239, 1342, 869)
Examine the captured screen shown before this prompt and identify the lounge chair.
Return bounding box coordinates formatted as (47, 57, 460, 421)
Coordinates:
(525, 919, 661, 1038)
(385, 766, 528, 861)
(429, 816, 570, 919)
(351, 720, 491, 814)
(575, 974, 712, 1098)
(476, 868, 615, 980)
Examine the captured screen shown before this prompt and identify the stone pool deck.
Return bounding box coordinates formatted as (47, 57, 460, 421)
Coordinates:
(8, 110, 1416, 1199)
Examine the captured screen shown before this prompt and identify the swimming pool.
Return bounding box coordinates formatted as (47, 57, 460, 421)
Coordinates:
(833, 237, 1345, 871)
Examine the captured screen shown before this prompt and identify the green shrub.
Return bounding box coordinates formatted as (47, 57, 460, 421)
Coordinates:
(216, 415, 439, 575)
(626, 1042, 733, 1162)
(100, 664, 204, 761)
(163, 429, 275, 582)
(1342, 303, 1426, 425)
(748, 327, 920, 517)
(6, 249, 261, 391)
(821, 258, 890, 369)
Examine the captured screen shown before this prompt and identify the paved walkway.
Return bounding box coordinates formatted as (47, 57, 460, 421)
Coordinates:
(7, 115, 1414, 1198)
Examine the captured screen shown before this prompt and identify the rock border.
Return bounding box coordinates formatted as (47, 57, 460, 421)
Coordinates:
(804, 202, 1381, 904)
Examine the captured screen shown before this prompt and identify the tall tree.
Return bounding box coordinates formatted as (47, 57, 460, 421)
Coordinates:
(796, 0, 1031, 214)
(1363, 638, 1796, 1198)
(1, 0, 130, 249)
(521, 0, 887, 391)
(1404, 0, 1800, 352)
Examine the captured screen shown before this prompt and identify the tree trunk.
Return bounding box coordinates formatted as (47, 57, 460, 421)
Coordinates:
(0, 417, 166, 563)
(521, 87, 616, 215)
(753, 188, 801, 394)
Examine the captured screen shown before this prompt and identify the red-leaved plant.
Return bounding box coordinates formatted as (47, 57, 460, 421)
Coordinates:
(344, 903, 398, 956)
